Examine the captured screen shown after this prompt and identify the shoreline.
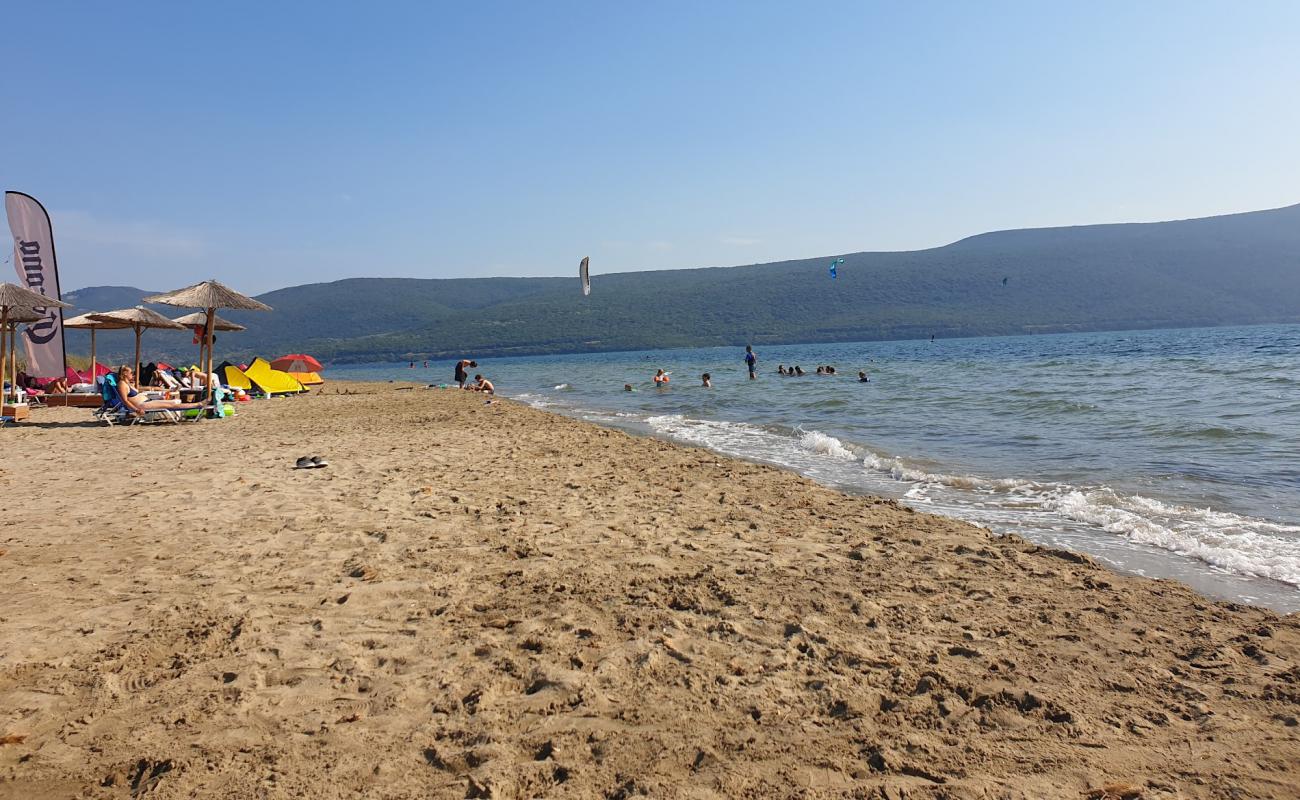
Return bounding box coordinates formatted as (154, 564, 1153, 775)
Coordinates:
(2, 386, 1298, 798)
(505, 396, 1300, 614)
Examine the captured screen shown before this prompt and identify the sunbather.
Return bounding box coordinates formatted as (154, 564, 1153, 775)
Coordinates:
(116, 367, 204, 416)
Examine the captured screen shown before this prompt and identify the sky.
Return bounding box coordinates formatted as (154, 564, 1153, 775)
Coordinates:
(4, 1, 1299, 294)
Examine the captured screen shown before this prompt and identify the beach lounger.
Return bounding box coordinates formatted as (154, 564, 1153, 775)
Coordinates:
(95, 374, 190, 426)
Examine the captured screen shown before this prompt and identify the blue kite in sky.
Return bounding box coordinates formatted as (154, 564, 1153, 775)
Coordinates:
(829, 258, 844, 279)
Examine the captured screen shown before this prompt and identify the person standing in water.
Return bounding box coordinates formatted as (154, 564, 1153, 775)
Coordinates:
(653, 369, 670, 386)
(701, 373, 712, 388)
(744, 345, 758, 380)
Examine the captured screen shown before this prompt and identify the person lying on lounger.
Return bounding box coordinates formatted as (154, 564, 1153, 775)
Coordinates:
(116, 367, 204, 416)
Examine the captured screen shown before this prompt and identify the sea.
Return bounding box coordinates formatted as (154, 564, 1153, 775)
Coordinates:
(331, 324, 1300, 613)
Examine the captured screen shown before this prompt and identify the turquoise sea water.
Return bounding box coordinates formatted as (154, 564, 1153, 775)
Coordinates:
(332, 325, 1300, 612)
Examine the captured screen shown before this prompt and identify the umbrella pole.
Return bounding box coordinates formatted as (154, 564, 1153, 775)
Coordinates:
(204, 308, 215, 406)
(10, 325, 17, 405)
(134, 326, 142, 385)
(7, 322, 17, 406)
(0, 310, 8, 407)
(90, 328, 97, 386)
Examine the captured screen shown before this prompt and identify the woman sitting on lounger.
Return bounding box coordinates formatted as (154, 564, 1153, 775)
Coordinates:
(116, 367, 204, 415)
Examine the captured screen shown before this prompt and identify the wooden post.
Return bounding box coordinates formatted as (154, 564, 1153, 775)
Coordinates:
(9, 323, 16, 405)
(0, 310, 8, 406)
(204, 308, 215, 406)
(133, 326, 142, 384)
(7, 321, 19, 406)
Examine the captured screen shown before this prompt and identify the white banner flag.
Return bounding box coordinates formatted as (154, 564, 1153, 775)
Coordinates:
(5, 191, 65, 378)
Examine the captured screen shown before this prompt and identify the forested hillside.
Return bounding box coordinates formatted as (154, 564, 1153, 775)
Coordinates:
(62, 203, 1300, 364)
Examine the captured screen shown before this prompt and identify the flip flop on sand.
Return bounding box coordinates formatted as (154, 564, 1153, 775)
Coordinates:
(293, 456, 314, 469)
(310, 456, 329, 468)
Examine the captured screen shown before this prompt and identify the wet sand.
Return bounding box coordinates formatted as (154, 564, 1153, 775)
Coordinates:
(1, 385, 1297, 799)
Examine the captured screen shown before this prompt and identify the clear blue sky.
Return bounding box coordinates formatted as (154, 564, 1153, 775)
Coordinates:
(4, 1, 1298, 294)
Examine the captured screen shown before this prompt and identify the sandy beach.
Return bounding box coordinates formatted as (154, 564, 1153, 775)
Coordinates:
(1, 385, 1297, 799)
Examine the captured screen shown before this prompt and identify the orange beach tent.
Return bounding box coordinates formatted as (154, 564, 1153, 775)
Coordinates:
(271, 353, 324, 387)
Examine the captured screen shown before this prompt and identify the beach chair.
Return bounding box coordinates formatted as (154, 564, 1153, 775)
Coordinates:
(95, 374, 186, 426)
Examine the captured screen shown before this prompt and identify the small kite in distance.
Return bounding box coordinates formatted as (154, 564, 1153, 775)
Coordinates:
(829, 258, 844, 279)
(580, 256, 591, 296)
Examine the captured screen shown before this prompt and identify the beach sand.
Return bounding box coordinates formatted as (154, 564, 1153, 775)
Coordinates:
(1, 385, 1297, 799)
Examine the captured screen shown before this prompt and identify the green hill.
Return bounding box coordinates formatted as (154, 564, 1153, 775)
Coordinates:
(62, 203, 1300, 364)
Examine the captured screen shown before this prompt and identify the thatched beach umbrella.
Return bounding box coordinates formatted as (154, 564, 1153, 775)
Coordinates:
(143, 280, 271, 404)
(0, 282, 71, 405)
(171, 311, 246, 378)
(87, 307, 186, 383)
(64, 312, 134, 386)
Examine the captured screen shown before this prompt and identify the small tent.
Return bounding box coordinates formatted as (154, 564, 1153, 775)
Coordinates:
(288, 371, 324, 386)
(244, 357, 306, 395)
(222, 363, 254, 391)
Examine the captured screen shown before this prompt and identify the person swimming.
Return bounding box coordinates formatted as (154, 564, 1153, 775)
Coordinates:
(624, 383, 635, 392)
(777, 364, 787, 375)
(858, 371, 869, 382)
(793, 365, 805, 376)
(701, 373, 712, 388)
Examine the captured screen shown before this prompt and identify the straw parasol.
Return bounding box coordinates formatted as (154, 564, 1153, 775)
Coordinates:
(172, 312, 246, 378)
(143, 280, 271, 404)
(64, 312, 134, 387)
(87, 307, 186, 383)
(0, 282, 71, 406)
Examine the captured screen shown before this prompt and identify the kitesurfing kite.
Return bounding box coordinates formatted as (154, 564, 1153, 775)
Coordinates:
(580, 256, 591, 296)
(829, 258, 844, 279)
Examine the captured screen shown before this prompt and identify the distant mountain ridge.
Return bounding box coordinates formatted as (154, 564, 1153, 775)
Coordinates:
(62, 203, 1300, 364)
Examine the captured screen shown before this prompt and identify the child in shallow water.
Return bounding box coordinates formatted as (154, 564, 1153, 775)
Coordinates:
(701, 373, 712, 388)
(653, 369, 670, 386)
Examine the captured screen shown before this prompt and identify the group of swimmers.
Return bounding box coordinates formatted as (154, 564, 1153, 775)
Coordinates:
(778, 364, 837, 376)
(625, 364, 869, 390)
(780, 364, 869, 382)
